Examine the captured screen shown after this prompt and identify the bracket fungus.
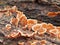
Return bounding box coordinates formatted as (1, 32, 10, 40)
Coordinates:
(10, 18, 19, 26)
(5, 30, 20, 38)
(18, 29, 37, 37)
(0, 6, 60, 45)
(47, 12, 60, 17)
(27, 19, 37, 30)
(32, 24, 41, 32)
(49, 29, 58, 38)
(19, 15, 27, 26)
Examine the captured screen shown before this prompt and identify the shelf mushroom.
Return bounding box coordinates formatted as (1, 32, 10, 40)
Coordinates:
(49, 29, 58, 38)
(27, 19, 37, 30)
(32, 24, 41, 32)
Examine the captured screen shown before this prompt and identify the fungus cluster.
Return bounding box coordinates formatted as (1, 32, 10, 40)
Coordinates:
(47, 11, 60, 17)
(0, 6, 60, 41)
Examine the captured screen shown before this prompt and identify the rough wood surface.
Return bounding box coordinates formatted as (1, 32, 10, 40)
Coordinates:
(0, 1, 60, 45)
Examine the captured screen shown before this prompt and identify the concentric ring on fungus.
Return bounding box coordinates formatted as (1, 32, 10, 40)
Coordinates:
(41, 23, 48, 29)
(16, 11, 23, 20)
(38, 28, 47, 35)
(18, 29, 37, 37)
(32, 24, 41, 32)
(49, 29, 58, 37)
(5, 30, 20, 38)
(47, 23, 55, 30)
(27, 19, 37, 25)
(19, 14, 27, 26)
(27, 19, 37, 30)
